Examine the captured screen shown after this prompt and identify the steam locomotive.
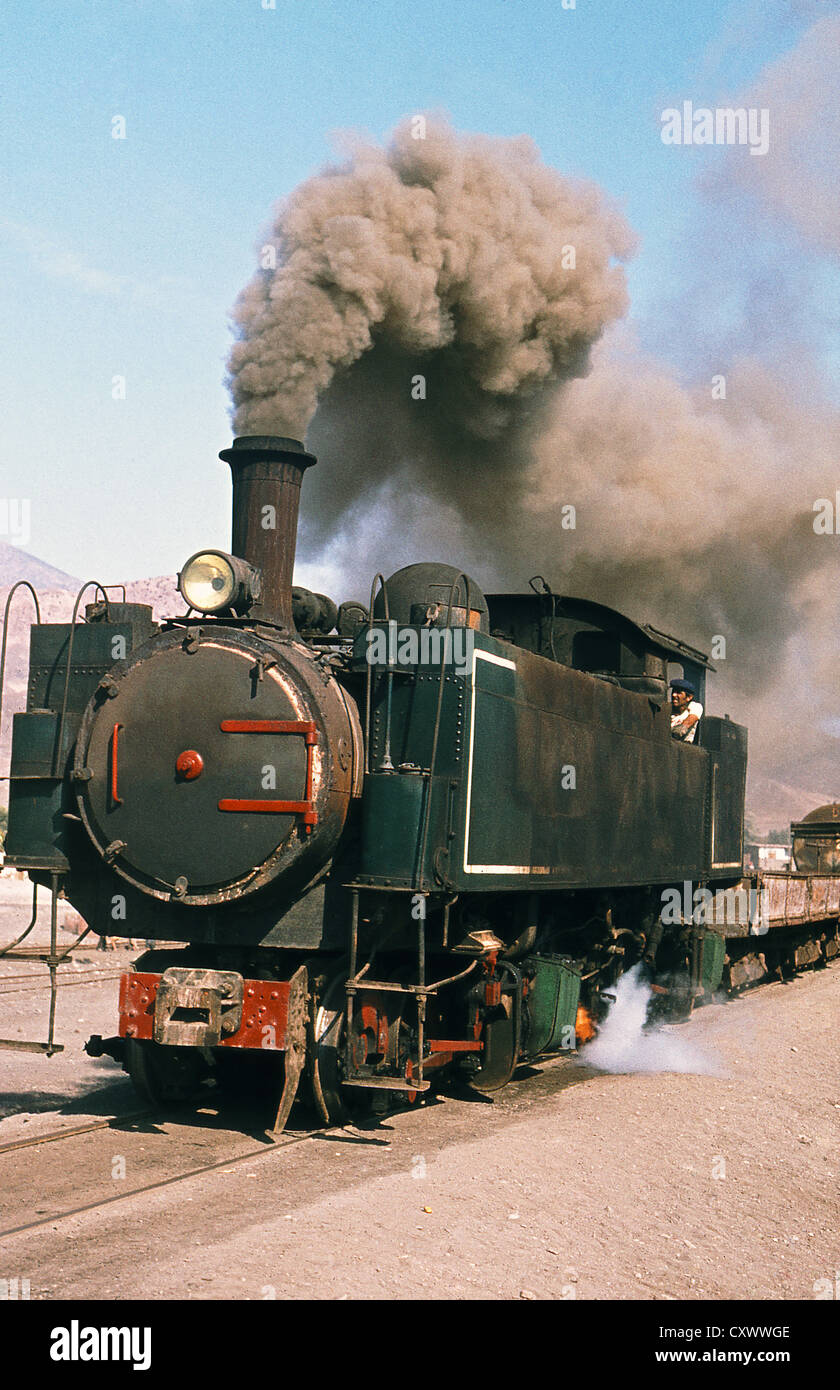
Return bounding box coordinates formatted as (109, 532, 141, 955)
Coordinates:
(3, 437, 836, 1128)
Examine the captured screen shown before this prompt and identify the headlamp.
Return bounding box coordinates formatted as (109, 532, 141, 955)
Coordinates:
(178, 550, 260, 615)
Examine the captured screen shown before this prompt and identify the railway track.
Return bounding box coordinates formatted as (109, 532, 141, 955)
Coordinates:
(0, 1129, 325, 1241)
(0, 1097, 338, 1242)
(0, 1109, 153, 1156)
(0, 968, 124, 997)
(0, 947, 834, 1241)
(0, 957, 836, 1252)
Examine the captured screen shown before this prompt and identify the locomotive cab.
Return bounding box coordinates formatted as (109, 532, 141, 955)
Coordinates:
(485, 588, 711, 726)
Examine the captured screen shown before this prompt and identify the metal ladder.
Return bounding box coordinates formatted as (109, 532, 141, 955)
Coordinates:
(342, 888, 480, 1094)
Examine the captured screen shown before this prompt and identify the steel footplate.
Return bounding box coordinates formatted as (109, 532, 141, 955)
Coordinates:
(341, 1076, 431, 1091)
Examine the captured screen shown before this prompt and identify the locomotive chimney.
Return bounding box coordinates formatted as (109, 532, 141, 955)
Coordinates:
(218, 435, 315, 631)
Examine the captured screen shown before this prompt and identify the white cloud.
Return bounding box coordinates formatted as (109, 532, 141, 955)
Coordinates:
(0, 217, 215, 309)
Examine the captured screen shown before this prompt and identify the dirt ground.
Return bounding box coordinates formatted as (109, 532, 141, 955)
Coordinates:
(0, 872, 139, 1117)
(0, 871, 838, 1302)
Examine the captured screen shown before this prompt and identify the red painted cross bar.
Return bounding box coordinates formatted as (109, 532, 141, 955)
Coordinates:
(218, 718, 318, 830)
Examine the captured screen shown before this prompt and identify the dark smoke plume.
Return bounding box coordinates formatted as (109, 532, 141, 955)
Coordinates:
(229, 117, 634, 440)
(229, 88, 840, 828)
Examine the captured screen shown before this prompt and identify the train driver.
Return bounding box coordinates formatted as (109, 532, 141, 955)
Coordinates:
(670, 678, 703, 743)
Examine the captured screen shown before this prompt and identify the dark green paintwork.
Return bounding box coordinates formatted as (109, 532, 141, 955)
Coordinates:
(355, 624, 467, 887)
(357, 628, 747, 895)
(698, 928, 726, 993)
(9, 710, 75, 779)
(6, 612, 155, 874)
(5, 712, 77, 869)
(28, 619, 153, 714)
(522, 955, 581, 1057)
(360, 771, 427, 883)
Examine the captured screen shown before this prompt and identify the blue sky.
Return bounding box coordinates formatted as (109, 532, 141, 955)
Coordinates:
(0, 0, 835, 582)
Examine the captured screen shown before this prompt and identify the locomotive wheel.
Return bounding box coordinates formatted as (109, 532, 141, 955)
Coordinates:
(468, 995, 518, 1093)
(124, 1038, 208, 1106)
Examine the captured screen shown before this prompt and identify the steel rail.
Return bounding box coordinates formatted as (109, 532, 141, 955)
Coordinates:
(0, 970, 124, 997)
(0, 1122, 339, 1241)
(0, 967, 123, 986)
(0, 1109, 153, 1157)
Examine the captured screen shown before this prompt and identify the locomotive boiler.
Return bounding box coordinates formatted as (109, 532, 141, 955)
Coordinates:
(0, 435, 781, 1128)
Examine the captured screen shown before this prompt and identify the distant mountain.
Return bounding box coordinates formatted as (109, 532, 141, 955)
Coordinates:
(746, 776, 835, 838)
(122, 574, 181, 616)
(0, 542, 78, 591)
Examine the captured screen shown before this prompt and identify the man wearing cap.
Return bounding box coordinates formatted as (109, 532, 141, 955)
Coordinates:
(670, 678, 703, 743)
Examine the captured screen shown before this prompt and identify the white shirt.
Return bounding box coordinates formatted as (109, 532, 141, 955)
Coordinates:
(671, 700, 703, 742)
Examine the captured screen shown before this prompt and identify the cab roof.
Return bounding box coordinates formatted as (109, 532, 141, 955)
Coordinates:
(485, 592, 715, 672)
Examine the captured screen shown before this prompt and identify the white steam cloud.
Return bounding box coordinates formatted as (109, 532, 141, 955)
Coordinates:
(583, 965, 723, 1078)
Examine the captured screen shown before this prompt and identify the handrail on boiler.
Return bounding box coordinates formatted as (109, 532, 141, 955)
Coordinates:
(415, 572, 472, 893)
(0, 581, 42, 755)
(52, 581, 111, 776)
(364, 573, 392, 775)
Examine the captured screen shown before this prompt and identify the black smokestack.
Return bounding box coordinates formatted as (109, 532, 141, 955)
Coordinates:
(218, 435, 315, 631)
